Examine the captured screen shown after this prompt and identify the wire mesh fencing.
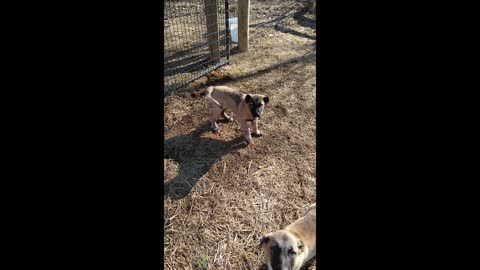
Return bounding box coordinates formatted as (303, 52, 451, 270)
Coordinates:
(164, 0, 237, 94)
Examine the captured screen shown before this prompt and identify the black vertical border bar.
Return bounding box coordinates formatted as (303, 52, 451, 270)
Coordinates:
(225, 0, 230, 63)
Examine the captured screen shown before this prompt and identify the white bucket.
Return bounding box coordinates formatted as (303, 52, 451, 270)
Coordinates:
(228, 17, 238, 43)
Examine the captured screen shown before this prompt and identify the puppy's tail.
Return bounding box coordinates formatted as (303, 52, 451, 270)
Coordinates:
(204, 86, 222, 108)
(191, 87, 207, 98)
(191, 86, 210, 98)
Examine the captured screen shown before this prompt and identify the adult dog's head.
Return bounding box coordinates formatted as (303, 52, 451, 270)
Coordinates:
(260, 230, 304, 270)
(245, 94, 269, 119)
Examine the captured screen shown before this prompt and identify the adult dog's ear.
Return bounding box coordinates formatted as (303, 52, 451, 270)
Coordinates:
(245, 94, 252, 103)
(297, 240, 304, 252)
(260, 236, 269, 246)
(263, 96, 270, 104)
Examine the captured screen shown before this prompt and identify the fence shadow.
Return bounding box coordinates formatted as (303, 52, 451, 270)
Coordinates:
(164, 51, 211, 77)
(164, 40, 232, 85)
(188, 50, 315, 96)
(293, 13, 316, 29)
(274, 23, 316, 40)
(250, 8, 296, 29)
(210, 51, 316, 86)
(164, 123, 247, 200)
(249, 7, 315, 30)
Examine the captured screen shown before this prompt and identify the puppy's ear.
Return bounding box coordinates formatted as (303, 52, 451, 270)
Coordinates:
(260, 236, 269, 246)
(297, 240, 304, 252)
(263, 96, 270, 104)
(245, 94, 252, 103)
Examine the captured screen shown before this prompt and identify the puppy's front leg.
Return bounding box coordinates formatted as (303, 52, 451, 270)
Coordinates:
(251, 119, 262, 137)
(239, 120, 253, 144)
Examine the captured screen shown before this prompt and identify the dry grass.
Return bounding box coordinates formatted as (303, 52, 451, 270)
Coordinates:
(164, 1, 316, 269)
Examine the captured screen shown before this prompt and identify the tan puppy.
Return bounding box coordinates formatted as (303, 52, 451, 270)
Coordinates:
(204, 86, 269, 144)
(260, 203, 316, 270)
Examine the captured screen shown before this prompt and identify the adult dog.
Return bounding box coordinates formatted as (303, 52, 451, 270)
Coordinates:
(260, 203, 316, 270)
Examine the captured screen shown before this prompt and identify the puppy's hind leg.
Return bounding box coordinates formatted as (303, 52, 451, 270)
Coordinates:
(210, 105, 223, 132)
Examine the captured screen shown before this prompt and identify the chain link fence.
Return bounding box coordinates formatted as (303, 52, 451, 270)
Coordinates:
(164, 0, 239, 94)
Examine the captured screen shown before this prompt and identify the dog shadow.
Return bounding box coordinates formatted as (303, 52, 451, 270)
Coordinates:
(164, 122, 247, 200)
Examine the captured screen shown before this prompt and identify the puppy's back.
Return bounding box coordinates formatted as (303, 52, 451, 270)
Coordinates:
(209, 86, 245, 110)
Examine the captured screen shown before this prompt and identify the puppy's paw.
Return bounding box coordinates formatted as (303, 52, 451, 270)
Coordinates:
(245, 138, 254, 144)
(211, 122, 219, 133)
(218, 117, 233, 123)
(252, 131, 263, 137)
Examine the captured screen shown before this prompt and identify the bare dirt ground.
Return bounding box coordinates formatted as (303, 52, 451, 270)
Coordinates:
(164, 1, 316, 269)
